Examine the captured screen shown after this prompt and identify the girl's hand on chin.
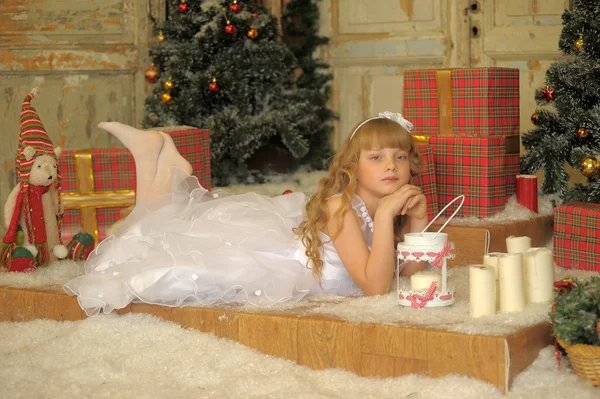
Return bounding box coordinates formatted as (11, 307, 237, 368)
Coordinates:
(401, 191, 427, 221)
(377, 184, 423, 218)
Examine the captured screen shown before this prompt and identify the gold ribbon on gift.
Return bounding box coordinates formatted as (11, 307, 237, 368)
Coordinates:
(412, 135, 520, 154)
(436, 69, 453, 136)
(61, 150, 136, 243)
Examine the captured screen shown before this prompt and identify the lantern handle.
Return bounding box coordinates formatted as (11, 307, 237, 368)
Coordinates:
(421, 195, 465, 239)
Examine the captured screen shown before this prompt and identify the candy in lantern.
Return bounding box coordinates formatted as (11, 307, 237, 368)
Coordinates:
(230, 0, 241, 13)
(164, 79, 174, 91)
(161, 92, 172, 104)
(541, 86, 554, 103)
(225, 23, 236, 35)
(577, 127, 588, 139)
(575, 34, 584, 51)
(178, 0, 189, 13)
(144, 64, 160, 83)
(157, 30, 165, 43)
(530, 112, 539, 125)
(208, 78, 219, 93)
(247, 28, 258, 40)
(580, 157, 599, 177)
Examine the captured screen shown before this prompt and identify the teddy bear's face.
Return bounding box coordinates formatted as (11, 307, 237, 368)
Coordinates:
(29, 154, 58, 186)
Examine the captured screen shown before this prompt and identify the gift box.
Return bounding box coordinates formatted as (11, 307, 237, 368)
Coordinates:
(412, 145, 438, 221)
(403, 68, 519, 137)
(429, 136, 520, 218)
(60, 127, 211, 243)
(553, 202, 600, 272)
(159, 126, 211, 188)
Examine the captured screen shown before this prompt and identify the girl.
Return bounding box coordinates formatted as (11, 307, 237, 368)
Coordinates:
(64, 113, 427, 315)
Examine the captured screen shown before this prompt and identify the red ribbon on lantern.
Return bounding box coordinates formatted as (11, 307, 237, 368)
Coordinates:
(426, 241, 454, 268)
(410, 281, 438, 308)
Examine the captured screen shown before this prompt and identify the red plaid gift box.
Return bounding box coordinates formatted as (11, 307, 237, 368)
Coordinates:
(159, 126, 211, 188)
(61, 126, 211, 243)
(412, 145, 438, 221)
(61, 148, 136, 244)
(403, 68, 519, 137)
(429, 136, 520, 218)
(553, 202, 600, 272)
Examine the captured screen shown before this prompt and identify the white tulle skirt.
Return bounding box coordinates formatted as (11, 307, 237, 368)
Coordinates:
(64, 169, 322, 316)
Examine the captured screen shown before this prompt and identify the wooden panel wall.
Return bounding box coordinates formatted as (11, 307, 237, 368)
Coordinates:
(0, 0, 164, 227)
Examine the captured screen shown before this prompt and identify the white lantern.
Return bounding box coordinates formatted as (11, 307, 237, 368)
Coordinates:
(396, 195, 464, 308)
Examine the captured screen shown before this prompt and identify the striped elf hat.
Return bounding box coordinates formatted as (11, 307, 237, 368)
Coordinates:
(17, 88, 58, 185)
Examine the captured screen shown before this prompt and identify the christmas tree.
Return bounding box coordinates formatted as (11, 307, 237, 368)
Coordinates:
(282, 0, 336, 171)
(144, 0, 330, 185)
(520, 0, 600, 203)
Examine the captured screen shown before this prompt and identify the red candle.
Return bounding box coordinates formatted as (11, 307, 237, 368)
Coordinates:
(516, 175, 538, 213)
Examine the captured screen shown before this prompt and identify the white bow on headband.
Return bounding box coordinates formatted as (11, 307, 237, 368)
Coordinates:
(349, 112, 414, 139)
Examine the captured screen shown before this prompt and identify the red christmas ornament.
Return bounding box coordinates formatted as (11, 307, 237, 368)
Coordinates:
(530, 112, 539, 125)
(208, 78, 219, 93)
(225, 23, 236, 35)
(541, 86, 555, 103)
(252, 13, 258, 19)
(283, 190, 293, 195)
(144, 64, 160, 83)
(230, 0, 241, 13)
(178, 1, 189, 13)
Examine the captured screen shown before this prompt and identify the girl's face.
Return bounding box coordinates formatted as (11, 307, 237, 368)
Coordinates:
(356, 147, 411, 198)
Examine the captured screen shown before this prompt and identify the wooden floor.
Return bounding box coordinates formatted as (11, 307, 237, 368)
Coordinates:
(0, 286, 553, 394)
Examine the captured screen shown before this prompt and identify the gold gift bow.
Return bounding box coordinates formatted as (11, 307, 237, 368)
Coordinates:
(61, 150, 135, 243)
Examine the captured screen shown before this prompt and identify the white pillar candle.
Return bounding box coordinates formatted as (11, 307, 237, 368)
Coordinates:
(498, 253, 526, 313)
(523, 248, 555, 304)
(469, 265, 496, 317)
(482, 252, 503, 280)
(410, 272, 442, 292)
(483, 252, 503, 309)
(506, 235, 531, 254)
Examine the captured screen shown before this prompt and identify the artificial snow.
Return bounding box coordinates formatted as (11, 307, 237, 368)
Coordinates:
(0, 313, 597, 398)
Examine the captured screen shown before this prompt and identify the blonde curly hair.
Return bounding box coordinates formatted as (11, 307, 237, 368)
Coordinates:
(295, 117, 421, 282)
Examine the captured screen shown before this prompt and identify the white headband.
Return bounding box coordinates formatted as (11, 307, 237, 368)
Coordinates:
(349, 112, 413, 140)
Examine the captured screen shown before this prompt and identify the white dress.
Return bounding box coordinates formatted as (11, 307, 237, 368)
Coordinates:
(64, 169, 368, 316)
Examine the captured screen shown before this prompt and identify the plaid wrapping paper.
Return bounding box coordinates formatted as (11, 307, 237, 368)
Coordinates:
(412, 145, 438, 221)
(403, 68, 520, 137)
(61, 149, 136, 243)
(61, 126, 211, 243)
(159, 126, 211, 190)
(553, 202, 600, 271)
(429, 136, 520, 218)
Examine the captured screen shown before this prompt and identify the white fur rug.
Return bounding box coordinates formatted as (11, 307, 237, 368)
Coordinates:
(0, 313, 597, 398)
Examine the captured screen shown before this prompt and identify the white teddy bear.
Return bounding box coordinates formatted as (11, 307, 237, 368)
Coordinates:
(0, 89, 67, 272)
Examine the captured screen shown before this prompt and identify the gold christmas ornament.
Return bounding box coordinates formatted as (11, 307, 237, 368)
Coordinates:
(531, 112, 539, 125)
(577, 127, 588, 139)
(580, 157, 599, 177)
(575, 34, 584, 51)
(157, 30, 165, 43)
(164, 79, 174, 91)
(161, 92, 172, 104)
(247, 28, 258, 40)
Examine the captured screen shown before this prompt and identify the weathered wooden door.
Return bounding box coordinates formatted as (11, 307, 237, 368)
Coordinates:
(319, 0, 568, 149)
(0, 0, 163, 227)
